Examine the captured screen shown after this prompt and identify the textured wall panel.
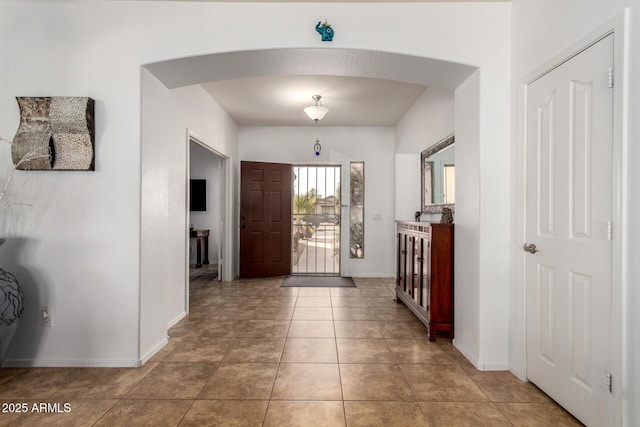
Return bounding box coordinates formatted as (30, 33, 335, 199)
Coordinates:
(12, 96, 95, 170)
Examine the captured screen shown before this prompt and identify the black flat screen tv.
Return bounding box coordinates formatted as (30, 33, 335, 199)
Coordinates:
(190, 179, 206, 211)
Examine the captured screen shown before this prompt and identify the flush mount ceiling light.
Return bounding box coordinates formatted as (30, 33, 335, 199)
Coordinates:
(304, 95, 329, 124)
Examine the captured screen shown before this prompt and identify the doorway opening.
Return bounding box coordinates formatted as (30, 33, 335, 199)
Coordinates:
(187, 136, 227, 308)
(292, 165, 341, 276)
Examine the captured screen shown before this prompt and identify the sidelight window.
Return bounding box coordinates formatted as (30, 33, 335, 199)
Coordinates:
(350, 162, 364, 259)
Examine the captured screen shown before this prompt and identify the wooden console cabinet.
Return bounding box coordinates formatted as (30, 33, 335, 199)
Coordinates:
(396, 221, 454, 341)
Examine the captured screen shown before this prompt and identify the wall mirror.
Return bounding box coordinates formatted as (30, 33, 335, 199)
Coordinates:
(421, 133, 455, 214)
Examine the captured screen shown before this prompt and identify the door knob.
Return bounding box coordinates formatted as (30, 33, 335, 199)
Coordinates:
(523, 243, 539, 254)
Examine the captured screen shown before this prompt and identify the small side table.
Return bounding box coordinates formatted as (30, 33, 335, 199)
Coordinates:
(190, 229, 210, 268)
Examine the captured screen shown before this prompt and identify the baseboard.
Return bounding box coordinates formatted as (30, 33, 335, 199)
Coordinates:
(1, 358, 142, 368)
(452, 339, 509, 371)
(482, 362, 510, 371)
(140, 335, 170, 365)
(137, 313, 184, 366)
(2, 335, 173, 368)
(453, 338, 480, 368)
(168, 311, 187, 329)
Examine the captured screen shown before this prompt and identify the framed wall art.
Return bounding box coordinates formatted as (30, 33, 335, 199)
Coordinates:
(12, 96, 95, 171)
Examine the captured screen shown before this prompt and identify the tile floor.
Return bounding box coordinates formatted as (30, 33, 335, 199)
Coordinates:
(0, 277, 584, 426)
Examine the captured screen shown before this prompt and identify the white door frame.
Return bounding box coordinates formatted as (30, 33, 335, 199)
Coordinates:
(513, 14, 627, 425)
(185, 128, 231, 314)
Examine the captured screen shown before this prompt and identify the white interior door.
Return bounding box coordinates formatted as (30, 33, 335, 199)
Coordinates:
(525, 34, 614, 426)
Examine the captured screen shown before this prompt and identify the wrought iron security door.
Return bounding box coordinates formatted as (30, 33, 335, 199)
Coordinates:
(292, 165, 341, 276)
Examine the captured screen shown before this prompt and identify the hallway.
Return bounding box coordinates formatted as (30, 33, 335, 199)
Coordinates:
(0, 277, 582, 426)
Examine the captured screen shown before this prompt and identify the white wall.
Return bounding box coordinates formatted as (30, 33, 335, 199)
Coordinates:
(628, 9, 640, 425)
(140, 75, 238, 362)
(395, 87, 455, 222)
(140, 70, 172, 365)
(454, 71, 483, 368)
(0, 1, 510, 367)
(394, 70, 510, 370)
(511, 1, 638, 425)
(239, 126, 395, 277)
(0, 4, 145, 366)
(396, 87, 456, 154)
(394, 154, 421, 222)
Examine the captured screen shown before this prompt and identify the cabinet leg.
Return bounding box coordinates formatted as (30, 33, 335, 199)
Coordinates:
(428, 324, 437, 342)
(196, 236, 202, 268)
(203, 235, 210, 265)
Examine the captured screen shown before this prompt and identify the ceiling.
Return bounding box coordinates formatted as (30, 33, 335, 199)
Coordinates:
(146, 47, 475, 129)
(202, 74, 428, 127)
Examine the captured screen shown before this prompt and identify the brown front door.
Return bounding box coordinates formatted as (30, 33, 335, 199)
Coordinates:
(240, 161, 292, 278)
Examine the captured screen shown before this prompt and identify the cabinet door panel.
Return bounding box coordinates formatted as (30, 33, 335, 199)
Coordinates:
(421, 235, 431, 311)
(429, 224, 454, 323)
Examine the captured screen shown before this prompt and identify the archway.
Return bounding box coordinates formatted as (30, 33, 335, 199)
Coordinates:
(140, 47, 480, 363)
(145, 47, 476, 90)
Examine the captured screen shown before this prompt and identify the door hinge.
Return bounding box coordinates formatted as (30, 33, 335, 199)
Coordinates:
(606, 373, 613, 393)
(608, 67, 614, 88)
(607, 221, 612, 241)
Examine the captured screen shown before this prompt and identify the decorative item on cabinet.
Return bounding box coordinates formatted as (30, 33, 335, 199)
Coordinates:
(440, 207, 454, 224)
(396, 221, 453, 341)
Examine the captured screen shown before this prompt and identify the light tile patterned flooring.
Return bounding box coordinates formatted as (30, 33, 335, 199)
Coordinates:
(0, 277, 583, 426)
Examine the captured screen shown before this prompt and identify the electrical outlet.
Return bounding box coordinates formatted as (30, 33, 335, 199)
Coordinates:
(41, 306, 52, 327)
